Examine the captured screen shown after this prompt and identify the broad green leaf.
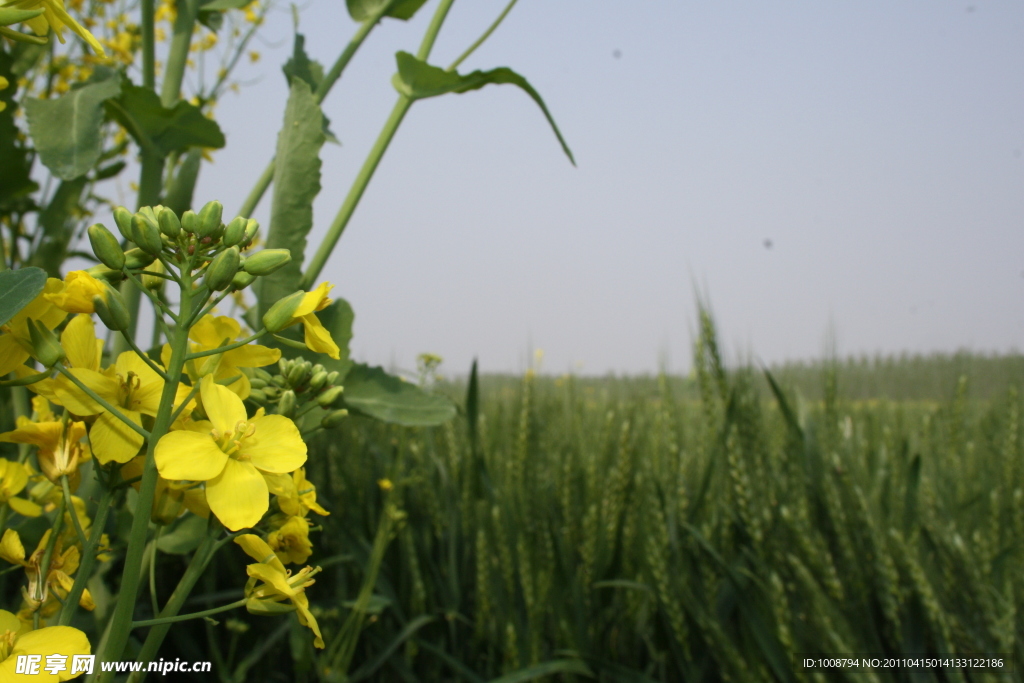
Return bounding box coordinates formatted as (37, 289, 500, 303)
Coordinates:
(391, 51, 575, 165)
(107, 81, 225, 156)
(29, 178, 87, 275)
(346, 0, 428, 22)
(281, 33, 323, 92)
(257, 78, 325, 324)
(342, 363, 456, 426)
(23, 72, 120, 180)
(0, 47, 37, 207)
(156, 514, 207, 554)
(0, 268, 47, 328)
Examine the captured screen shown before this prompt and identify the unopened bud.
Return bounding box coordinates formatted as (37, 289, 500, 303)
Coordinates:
(141, 260, 165, 291)
(262, 291, 304, 333)
(254, 368, 274, 383)
(181, 210, 199, 234)
(27, 319, 64, 368)
(222, 217, 247, 247)
(132, 214, 164, 256)
(326, 371, 339, 385)
(85, 264, 125, 284)
(113, 206, 134, 242)
(124, 248, 156, 270)
(317, 385, 343, 408)
(230, 270, 256, 291)
(287, 361, 310, 387)
(321, 409, 349, 429)
(88, 223, 125, 270)
(242, 219, 259, 247)
(205, 246, 240, 291)
(247, 388, 267, 403)
(249, 377, 268, 390)
(243, 249, 291, 277)
(309, 370, 328, 393)
(93, 288, 131, 332)
(196, 200, 223, 238)
(277, 390, 296, 418)
(158, 207, 182, 239)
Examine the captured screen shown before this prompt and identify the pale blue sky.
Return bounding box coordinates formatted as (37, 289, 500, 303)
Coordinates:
(195, 1, 1024, 376)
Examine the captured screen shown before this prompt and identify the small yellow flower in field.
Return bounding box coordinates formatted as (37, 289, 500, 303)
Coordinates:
(1, 0, 106, 57)
(155, 375, 306, 531)
(0, 278, 66, 377)
(377, 478, 393, 492)
(235, 534, 323, 648)
(267, 515, 312, 565)
(44, 271, 106, 315)
(0, 459, 42, 517)
(0, 609, 91, 680)
(267, 468, 328, 517)
(0, 530, 94, 611)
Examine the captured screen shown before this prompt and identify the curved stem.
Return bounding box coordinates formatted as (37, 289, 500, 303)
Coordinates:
(55, 365, 150, 440)
(185, 330, 266, 361)
(59, 483, 116, 625)
(60, 475, 87, 548)
(132, 597, 247, 628)
(447, 0, 517, 71)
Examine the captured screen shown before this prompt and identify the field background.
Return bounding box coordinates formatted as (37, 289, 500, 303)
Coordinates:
(176, 313, 1023, 682)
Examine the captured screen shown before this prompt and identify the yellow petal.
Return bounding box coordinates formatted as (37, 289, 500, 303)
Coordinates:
(45, 271, 106, 314)
(62, 314, 100, 371)
(52, 368, 118, 416)
(243, 415, 306, 474)
(223, 343, 281, 369)
(89, 411, 145, 464)
(200, 374, 246, 435)
(0, 334, 31, 377)
(0, 609, 20, 633)
(206, 459, 268, 531)
(0, 528, 25, 564)
(7, 496, 43, 517)
(292, 282, 333, 318)
(13, 623, 91, 662)
(154, 430, 228, 481)
(300, 314, 340, 360)
(246, 562, 295, 597)
(235, 534, 283, 569)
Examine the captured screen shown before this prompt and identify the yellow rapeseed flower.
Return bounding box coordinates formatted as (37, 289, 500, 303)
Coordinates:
(0, 609, 91, 680)
(1, 0, 106, 57)
(235, 534, 323, 647)
(276, 283, 340, 360)
(0, 416, 89, 485)
(0, 458, 42, 517)
(266, 467, 328, 517)
(0, 529, 95, 611)
(154, 375, 306, 531)
(266, 515, 312, 565)
(0, 278, 66, 377)
(44, 271, 106, 315)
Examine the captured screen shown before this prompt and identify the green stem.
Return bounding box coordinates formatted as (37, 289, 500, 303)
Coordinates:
(185, 330, 266, 361)
(236, 5, 391, 219)
(447, 0, 518, 71)
(161, 0, 200, 107)
(301, 0, 456, 289)
(149, 526, 162, 617)
(132, 597, 247, 628)
(60, 475, 87, 548)
(140, 0, 156, 89)
(124, 269, 180, 322)
(36, 495, 66, 615)
(59, 483, 116, 625)
(99, 271, 196, 677)
(125, 518, 222, 683)
(56, 365, 150, 440)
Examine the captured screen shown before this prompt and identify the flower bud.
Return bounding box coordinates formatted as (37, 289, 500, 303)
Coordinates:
(27, 319, 64, 367)
(309, 370, 328, 393)
(113, 206, 134, 242)
(242, 219, 260, 247)
(230, 270, 256, 291)
(88, 223, 125, 270)
(85, 264, 125, 284)
(141, 260, 166, 291)
(93, 287, 131, 332)
(132, 214, 164, 256)
(317, 385, 343, 408)
(262, 291, 304, 333)
(326, 371, 339, 385)
(222, 217, 247, 247)
(277, 390, 296, 418)
(254, 368, 274, 383)
(124, 248, 156, 270)
(247, 388, 268, 403)
(181, 210, 199, 234)
(287, 361, 310, 388)
(243, 249, 291, 276)
(158, 207, 182, 239)
(197, 200, 223, 238)
(249, 377, 268, 390)
(321, 409, 349, 429)
(205, 246, 240, 291)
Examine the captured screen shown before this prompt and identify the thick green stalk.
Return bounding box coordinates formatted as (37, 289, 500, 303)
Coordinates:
(236, 6, 390, 219)
(140, 0, 155, 89)
(300, 0, 456, 288)
(161, 0, 200, 107)
(99, 274, 195, 677)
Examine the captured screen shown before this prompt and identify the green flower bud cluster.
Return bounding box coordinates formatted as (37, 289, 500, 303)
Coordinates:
(246, 358, 346, 428)
(85, 202, 291, 295)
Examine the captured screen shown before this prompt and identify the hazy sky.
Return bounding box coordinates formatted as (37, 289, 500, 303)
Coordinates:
(193, 1, 1024, 377)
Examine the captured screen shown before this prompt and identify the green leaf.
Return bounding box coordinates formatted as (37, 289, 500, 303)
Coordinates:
(23, 73, 121, 180)
(346, 0, 428, 22)
(0, 7, 43, 27)
(281, 33, 323, 93)
(107, 81, 225, 157)
(486, 660, 594, 683)
(201, 0, 252, 10)
(257, 78, 325, 324)
(156, 514, 207, 555)
(348, 615, 434, 682)
(0, 268, 48, 328)
(341, 593, 391, 615)
(342, 363, 456, 427)
(391, 51, 574, 165)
